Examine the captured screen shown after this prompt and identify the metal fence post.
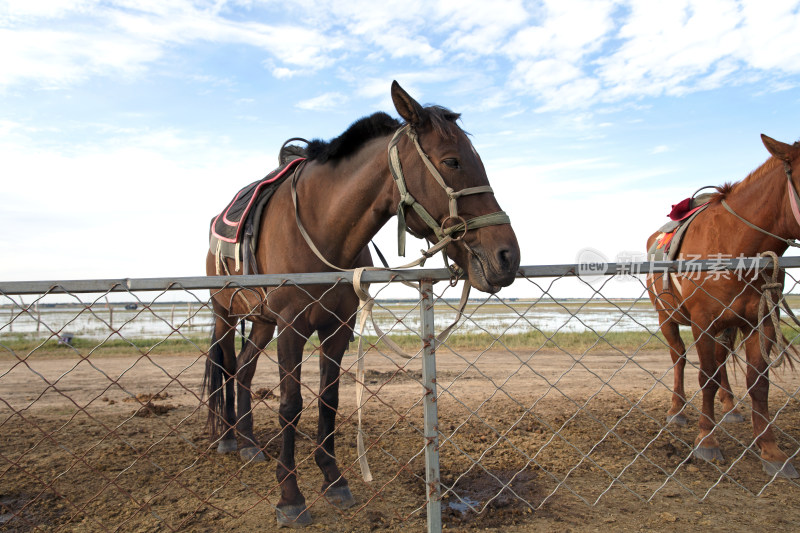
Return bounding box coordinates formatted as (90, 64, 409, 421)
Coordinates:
(419, 278, 442, 533)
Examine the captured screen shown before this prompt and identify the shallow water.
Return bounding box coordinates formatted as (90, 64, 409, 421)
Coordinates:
(1, 299, 664, 341)
(6, 294, 799, 342)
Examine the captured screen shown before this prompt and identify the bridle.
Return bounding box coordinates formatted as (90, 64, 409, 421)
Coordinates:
(388, 123, 511, 257)
(721, 160, 800, 249)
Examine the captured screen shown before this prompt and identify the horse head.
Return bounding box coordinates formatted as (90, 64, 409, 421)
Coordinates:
(389, 81, 520, 293)
(762, 134, 800, 237)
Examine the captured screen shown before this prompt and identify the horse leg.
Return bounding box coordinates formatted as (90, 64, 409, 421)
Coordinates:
(236, 322, 276, 463)
(716, 328, 745, 424)
(661, 318, 689, 426)
(205, 299, 238, 454)
(275, 326, 312, 527)
(315, 324, 356, 510)
(742, 326, 799, 478)
(691, 324, 725, 463)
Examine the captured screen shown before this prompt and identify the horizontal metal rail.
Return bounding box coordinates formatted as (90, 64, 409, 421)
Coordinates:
(1, 256, 799, 295)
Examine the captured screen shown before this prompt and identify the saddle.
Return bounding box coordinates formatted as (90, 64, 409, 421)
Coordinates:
(647, 192, 714, 261)
(209, 140, 309, 274)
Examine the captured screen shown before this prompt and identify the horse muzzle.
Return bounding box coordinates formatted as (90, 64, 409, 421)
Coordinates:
(462, 233, 520, 293)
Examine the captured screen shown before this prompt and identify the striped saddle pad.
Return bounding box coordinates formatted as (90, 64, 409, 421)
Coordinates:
(209, 157, 304, 271)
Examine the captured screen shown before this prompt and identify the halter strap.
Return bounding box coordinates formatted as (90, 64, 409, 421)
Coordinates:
(783, 162, 800, 230)
(388, 124, 510, 256)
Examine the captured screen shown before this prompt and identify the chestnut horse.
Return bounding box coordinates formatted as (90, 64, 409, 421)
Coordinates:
(204, 82, 520, 526)
(646, 134, 800, 478)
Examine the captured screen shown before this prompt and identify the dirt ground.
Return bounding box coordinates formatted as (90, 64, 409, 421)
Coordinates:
(2, 346, 800, 532)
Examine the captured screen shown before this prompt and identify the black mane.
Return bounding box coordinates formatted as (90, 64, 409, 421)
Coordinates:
(304, 106, 463, 163)
(306, 112, 401, 163)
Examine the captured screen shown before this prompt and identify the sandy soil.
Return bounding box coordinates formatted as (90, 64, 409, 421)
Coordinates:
(1, 346, 800, 532)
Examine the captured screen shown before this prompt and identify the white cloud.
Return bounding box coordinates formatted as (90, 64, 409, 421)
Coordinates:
(595, 1, 744, 100)
(3, 0, 92, 19)
(499, 0, 800, 111)
(105, 7, 347, 66)
(3, 0, 800, 111)
(504, 0, 616, 62)
(477, 91, 517, 111)
(0, 1, 349, 89)
(272, 67, 298, 79)
(0, 27, 161, 88)
(593, 0, 800, 104)
(277, 0, 446, 65)
(371, 34, 443, 65)
(437, 0, 529, 55)
(736, 0, 800, 73)
(508, 58, 602, 112)
(509, 59, 583, 92)
(296, 92, 349, 111)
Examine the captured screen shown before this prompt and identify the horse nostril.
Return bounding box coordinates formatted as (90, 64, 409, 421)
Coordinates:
(497, 248, 515, 271)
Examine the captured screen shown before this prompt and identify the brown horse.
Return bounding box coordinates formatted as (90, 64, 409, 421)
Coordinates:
(646, 134, 800, 478)
(203, 81, 520, 526)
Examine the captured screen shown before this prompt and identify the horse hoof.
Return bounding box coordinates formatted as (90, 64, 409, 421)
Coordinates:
(324, 485, 356, 509)
(762, 459, 800, 479)
(216, 438, 237, 454)
(693, 446, 725, 463)
(666, 413, 688, 427)
(240, 446, 266, 463)
(721, 411, 745, 424)
(276, 504, 312, 528)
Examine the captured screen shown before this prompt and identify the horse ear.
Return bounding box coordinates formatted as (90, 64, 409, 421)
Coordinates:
(761, 134, 794, 162)
(391, 81, 426, 126)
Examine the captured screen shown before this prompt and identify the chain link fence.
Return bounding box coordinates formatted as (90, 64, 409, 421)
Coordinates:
(2, 258, 800, 532)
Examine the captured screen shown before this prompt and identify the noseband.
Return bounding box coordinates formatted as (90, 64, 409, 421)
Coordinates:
(388, 124, 511, 256)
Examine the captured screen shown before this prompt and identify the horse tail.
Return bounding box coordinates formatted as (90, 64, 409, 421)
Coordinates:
(202, 331, 226, 439)
(717, 327, 745, 375)
(721, 326, 799, 371)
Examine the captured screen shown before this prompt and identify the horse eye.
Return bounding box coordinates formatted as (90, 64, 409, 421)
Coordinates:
(442, 158, 460, 169)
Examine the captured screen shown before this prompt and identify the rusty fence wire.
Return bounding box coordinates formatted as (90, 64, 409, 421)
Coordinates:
(1, 257, 800, 532)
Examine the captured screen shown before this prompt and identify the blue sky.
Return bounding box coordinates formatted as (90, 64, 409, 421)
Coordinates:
(2, 0, 800, 298)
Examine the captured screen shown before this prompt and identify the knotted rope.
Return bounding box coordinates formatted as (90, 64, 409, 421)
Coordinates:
(757, 251, 799, 368)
